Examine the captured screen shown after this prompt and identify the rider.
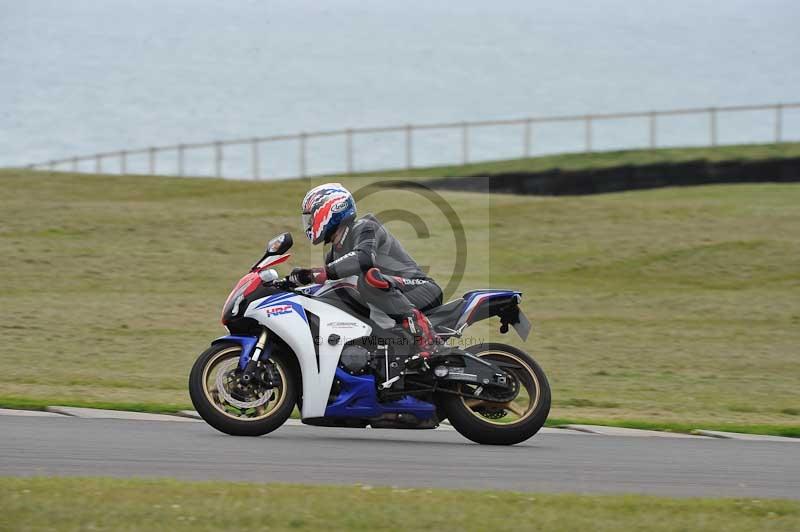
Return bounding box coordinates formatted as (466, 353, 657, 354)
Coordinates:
(289, 183, 443, 358)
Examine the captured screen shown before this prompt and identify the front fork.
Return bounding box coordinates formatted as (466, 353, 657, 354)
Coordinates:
(240, 328, 270, 385)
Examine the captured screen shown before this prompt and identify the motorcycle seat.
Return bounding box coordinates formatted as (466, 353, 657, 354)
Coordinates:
(423, 298, 466, 330)
(425, 289, 522, 331)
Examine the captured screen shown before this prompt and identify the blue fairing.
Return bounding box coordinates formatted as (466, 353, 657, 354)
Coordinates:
(211, 335, 268, 369)
(324, 368, 436, 420)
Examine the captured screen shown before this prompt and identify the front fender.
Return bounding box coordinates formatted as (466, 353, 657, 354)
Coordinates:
(211, 335, 262, 369)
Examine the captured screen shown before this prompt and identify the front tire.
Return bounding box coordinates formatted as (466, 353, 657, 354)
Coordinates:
(440, 343, 551, 445)
(189, 341, 299, 436)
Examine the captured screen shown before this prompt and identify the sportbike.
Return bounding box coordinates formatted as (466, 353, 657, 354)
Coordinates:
(189, 233, 550, 445)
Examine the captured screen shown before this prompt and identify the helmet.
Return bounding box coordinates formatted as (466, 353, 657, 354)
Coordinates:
(301, 183, 356, 245)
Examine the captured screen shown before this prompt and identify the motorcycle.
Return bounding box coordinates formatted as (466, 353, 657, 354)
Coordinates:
(189, 232, 551, 445)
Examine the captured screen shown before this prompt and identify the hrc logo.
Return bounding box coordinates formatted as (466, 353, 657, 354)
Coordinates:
(263, 304, 293, 317)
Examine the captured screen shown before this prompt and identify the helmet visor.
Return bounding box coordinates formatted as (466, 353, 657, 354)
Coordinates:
(301, 213, 313, 236)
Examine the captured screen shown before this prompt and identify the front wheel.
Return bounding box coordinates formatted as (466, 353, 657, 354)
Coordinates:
(440, 343, 551, 445)
(189, 341, 299, 436)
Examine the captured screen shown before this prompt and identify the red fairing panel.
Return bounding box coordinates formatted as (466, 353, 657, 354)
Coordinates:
(221, 272, 261, 323)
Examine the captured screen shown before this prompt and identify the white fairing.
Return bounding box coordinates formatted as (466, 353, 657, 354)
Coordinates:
(244, 292, 371, 418)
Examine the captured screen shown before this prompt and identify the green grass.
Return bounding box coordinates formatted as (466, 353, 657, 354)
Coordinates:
(1, 477, 799, 531)
(1, 144, 800, 432)
(357, 142, 800, 178)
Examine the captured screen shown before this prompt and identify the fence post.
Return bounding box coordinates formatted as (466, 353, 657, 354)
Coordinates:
(649, 111, 657, 149)
(177, 145, 185, 177)
(523, 119, 532, 157)
(214, 142, 222, 178)
(585, 115, 593, 153)
(72, 157, 79, 172)
(461, 123, 470, 165)
(120, 151, 127, 174)
(95, 155, 102, 174)
(775, 104, 783, 143)
(251, 139, 260, 180)
(149, 147, 156, 175)
(709, 107, 717, 147)
(405, 125, 413, 169)
(345, 129, 354, 174)
(299, 133, 307, 178)
(49, 160, 56, 171)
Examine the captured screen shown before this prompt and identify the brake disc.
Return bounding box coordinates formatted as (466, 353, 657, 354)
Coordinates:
(214, 359, 273, 410)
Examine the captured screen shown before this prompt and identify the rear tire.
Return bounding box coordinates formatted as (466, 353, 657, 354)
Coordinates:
(440, 343, 550, 445)
(189, 341, 299, 436)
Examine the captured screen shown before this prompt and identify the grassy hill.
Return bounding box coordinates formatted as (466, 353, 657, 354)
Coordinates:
(1, 163, 799, 432)
(358, 142, 800, 178)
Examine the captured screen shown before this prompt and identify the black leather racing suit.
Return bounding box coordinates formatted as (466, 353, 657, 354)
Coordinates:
(323, 214, 443, 319)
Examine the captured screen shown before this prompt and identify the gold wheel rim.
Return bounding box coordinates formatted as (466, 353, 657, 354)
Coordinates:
(201, 347, 288, 421)
(459, 350, 540, 426)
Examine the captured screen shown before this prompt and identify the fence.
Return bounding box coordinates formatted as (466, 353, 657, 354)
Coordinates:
(28, 101, 800, 180)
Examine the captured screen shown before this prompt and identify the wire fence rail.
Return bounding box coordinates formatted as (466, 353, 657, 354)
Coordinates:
(28, 101, 800, 179)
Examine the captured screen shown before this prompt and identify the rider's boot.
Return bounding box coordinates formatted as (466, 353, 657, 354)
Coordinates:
(402, 309, 439, 371)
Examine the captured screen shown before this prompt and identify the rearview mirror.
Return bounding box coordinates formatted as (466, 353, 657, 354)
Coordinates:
(266, 232, 293, 255)
(251, 233, 294, 271)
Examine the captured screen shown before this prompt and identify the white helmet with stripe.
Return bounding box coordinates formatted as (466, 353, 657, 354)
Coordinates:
(301, 183, 357, 245)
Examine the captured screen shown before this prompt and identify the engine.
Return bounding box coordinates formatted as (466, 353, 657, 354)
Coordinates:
(339, 339, 411, 387)
(339, 345, 371, 374)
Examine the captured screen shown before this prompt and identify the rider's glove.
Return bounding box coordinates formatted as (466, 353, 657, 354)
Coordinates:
(288, 267, 327, 286)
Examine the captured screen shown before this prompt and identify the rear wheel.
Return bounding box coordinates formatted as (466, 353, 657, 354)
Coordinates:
(440, 343, 550, 445)
(189, 342, 298, 436)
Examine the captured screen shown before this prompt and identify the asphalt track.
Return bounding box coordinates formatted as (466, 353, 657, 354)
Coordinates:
(2, 415, 799, 499)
